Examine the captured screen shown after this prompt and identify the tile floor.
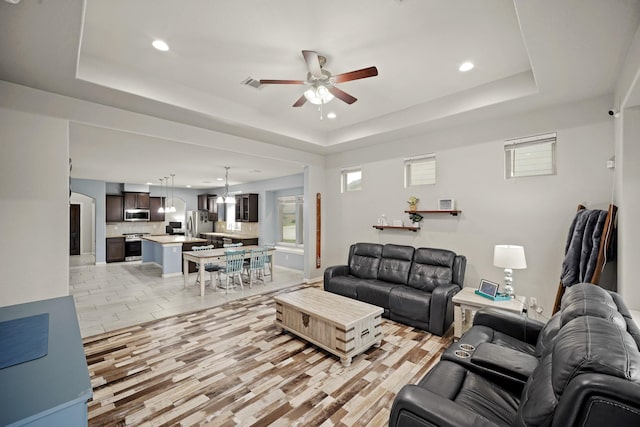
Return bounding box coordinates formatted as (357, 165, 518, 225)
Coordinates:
(69, 256, 306, 337)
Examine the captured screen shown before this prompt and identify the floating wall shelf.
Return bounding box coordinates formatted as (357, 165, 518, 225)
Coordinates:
(404, 210, 462, 216)
(372, 225, 419, 232)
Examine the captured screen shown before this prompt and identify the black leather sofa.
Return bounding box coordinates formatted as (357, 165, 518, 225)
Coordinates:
(389, 283, 640, 426)
(324, 242, 466, 336)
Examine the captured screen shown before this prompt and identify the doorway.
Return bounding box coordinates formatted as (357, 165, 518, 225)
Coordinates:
(69, 192, 96, 266)
(70, 203, 81, 255)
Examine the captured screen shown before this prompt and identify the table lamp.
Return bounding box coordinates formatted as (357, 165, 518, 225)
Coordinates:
(493, 245, 527, 297)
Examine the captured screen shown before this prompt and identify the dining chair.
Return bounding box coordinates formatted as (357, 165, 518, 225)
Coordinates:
(246, 247, 268, 288)
(192, 245, 220, 287)
(218, 249, 246, 293)
(263, 243, 276, 279)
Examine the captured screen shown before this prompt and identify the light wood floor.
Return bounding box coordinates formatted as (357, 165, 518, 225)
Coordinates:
(84, 283, 452, 426)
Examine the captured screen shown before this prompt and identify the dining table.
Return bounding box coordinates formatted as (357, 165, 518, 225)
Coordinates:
(182, 245, 276, 296)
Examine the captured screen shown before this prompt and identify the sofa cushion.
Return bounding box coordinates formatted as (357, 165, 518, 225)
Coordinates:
(407, 248, 455, 292)
(552, 316, 640, 395)
(348, 243, 383, 280)
(389, 286, 431, 323)
(515, 352, 556, 426)
(419, 360, 519, 426)
(324, 275, 359, 299)
(561, 299, 627, 329)
(357, 280, 397, 309)
(377, 244, 414, 284)
(534, 312, 562, 358)
(560, 282, 616, 310)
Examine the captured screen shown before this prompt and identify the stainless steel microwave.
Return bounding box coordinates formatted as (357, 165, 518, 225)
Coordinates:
(124, 209, 150, 222)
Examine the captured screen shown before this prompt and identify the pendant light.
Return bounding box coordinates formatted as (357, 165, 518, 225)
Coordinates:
(158, 178, 165, 213)
(216, 166, 236, 204)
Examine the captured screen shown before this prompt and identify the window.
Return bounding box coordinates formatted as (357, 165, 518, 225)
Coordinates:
(278, 196, 303, 246)
(341, 167, 362, 192)
(404, 154, 436, 187)
(504, 133, 556, 178)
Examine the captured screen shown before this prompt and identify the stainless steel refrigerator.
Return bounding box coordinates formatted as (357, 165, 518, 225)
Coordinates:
(186, 210, 213, 237)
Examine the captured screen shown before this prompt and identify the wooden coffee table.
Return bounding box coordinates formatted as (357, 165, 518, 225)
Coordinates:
(274, 288, 383, 366)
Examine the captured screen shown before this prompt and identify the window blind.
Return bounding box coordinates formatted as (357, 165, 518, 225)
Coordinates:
(504, 133, 556, 178)
(404, 154, 436, 187)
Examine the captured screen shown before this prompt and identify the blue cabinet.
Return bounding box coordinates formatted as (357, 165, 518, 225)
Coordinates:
(0, 296, 92, 426)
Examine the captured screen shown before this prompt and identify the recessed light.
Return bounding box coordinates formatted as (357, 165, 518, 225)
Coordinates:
(459, 62, 474, 72)
(186, 185, 192, 188)
(327, 112, 337, 119)
(152, 39, 169, 51)
(145, 182, 154, 186)
(217, 178, 224, 181)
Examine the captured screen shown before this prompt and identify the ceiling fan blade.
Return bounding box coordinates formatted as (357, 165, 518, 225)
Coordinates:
(302, 50, 323, 78)
(328, 86, 357, 104)
(259, 79, 306, 85)
(332, 66, 379, 83)
(292, 94, 307, 107)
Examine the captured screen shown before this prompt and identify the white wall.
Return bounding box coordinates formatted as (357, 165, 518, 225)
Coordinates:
(0, 107, 69, 306)
(324, 97, 616, 315)
(619, 108, 640, 310)
(614, 24, 640, 311)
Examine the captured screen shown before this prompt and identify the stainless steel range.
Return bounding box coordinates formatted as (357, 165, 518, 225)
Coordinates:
(123, 233, 149, 261)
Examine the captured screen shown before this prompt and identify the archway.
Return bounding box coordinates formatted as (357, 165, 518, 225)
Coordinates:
(69, 192, 96, 266)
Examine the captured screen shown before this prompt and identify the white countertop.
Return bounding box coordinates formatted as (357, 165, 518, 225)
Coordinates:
(200, 232, 259, 239)
(142, 235, 207, 245)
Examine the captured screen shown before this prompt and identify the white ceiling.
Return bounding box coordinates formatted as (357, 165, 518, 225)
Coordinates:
(1, 0, 639, 188)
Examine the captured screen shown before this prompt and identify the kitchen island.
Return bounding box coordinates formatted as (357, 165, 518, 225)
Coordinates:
(142, 235, 207, 277)
(200, 232, 259, 247)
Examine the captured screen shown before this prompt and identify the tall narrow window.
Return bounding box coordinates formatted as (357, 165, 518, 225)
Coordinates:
(341, 167, 362, 192)
(405, 154, 436, 187)
(504, 133, 556, 178)
(278, 196, 303, 246)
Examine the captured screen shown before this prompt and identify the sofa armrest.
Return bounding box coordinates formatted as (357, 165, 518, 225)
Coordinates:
(429, 283, 461, 336)
(471, 342, 538, 382)
(473, 307, 545, 346)
(452, 255, 467, 287)
(323, 265, 349, 288)
(553, 373, 640, 427)
(389, 385, 500, 427)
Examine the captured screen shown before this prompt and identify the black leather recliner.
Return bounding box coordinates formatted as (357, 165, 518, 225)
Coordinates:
(324, 242, 466, 336)
(389, 284, 640, 426)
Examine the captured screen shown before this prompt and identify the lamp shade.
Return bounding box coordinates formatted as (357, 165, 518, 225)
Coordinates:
(493, 245, 527, 269)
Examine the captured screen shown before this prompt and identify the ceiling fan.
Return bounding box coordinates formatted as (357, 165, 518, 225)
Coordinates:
(259, 50, 378, 108)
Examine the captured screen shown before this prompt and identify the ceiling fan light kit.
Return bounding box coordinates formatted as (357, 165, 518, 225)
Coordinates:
(259, 50, 378, 113)
(304, 85, 334, 105)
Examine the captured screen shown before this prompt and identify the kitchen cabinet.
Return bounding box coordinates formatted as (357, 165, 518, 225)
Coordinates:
(124, 192, 150, 210)
(106, 237, 125, 263)
(197, 194, 211, 211)
(235, 193, 259, 222)
(198, 193, 218, 220)
(105, 195, 123, 222)
(149, 197, 165, 222)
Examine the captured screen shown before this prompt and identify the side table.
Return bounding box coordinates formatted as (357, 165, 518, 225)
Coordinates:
(452, 287, 525, 340)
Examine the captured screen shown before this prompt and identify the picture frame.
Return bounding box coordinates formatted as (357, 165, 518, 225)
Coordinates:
(438, 198, 455, 210)
(477, 279, 500, 298)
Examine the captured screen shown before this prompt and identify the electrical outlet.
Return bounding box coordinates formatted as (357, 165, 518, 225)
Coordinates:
(530, 297, 538, 308)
